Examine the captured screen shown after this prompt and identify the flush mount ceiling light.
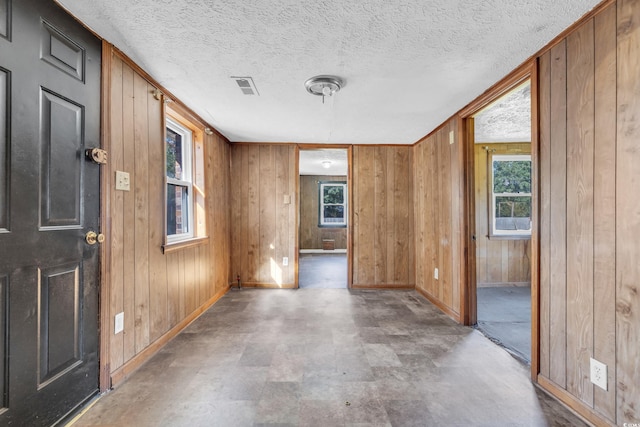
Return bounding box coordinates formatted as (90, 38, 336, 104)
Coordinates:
(321, 160, 332, 169)
(305, 75, 344, 104)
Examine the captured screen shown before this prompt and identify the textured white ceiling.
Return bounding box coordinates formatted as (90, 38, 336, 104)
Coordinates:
(474, 80, 531, 143)
(299, 149, 348, 176)
(56, 0, 600, 144)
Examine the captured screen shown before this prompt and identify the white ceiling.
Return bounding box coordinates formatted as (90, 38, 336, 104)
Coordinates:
(57, 0, 600, 145)
(474, 80, 531, 143)
(299, 149, 348, 176)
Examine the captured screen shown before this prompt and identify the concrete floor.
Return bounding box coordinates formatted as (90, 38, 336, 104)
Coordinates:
(299, 254, 347, 288)
(70, 289, 586, 427)
(477, 286, 531, 363)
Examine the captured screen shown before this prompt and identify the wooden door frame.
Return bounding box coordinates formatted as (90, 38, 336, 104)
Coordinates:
(295, 145, 353, 289)
(458, 59, 540, 380)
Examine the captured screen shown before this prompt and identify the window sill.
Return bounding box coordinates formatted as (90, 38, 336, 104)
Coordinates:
(488, 234, 531, 241)
(162, 236, 209, 254)
(318, 224, 347, 229)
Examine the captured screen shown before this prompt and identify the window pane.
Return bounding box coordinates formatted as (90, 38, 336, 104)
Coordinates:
(166, 127, 184, 180)
(167, 184, 189, 235)
(493, 160, 531, 193)
(324, 205, 344, 223)
(495, 196, 531, 231)
(323, 185, 344, 204)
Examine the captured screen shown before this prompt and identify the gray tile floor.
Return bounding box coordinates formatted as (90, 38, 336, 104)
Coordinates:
(71, 289, 586, 427)
(477, 286, 531, 362)
(299, 254, 347, 288)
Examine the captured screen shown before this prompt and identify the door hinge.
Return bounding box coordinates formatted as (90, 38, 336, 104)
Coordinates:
(86, 148, 108, 165)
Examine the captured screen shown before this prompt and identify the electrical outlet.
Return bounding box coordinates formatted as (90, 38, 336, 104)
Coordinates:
(449, 130, 455, 145)
(590, 357, 607, 390)
(114, 312, 124, 334)
(115, 170, 130, 191)
(434, 268, 439, 280)
(283, 257, 288, 266)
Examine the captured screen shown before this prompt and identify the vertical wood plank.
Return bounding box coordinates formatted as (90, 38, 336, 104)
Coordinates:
(593, 4, 617, 421)
(147, 84, 167, 342)
(617, 0, 640, 422)
(374, 146, 387, 283)
(355, 147, 375, 284)
(566, 20, 595, 405)
(121, 64, 136, 362)
(441, 129, 453, 306)
(549, 40, 568, 387)
(275, 146, 287, 285)
(259, 145, 276, 284)
(247, 145, 260, 282)
(387, 148, 396, 282)
(133, 73, 150, 354)
(395, 147, 410, 284)
(109, 54, 124, 370)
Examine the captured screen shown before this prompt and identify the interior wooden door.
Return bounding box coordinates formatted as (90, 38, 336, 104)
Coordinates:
(0, 0, 101, 424)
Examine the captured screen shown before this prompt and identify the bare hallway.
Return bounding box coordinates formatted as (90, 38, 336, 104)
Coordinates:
(70, 289, 585, 426)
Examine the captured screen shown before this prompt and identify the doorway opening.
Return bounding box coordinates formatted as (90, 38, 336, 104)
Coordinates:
(298, 148, 349, 288)
(471, 79, 533, 363)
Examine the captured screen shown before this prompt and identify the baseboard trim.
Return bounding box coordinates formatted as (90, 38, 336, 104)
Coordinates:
(537, 375, 613, 427)
(236, 283, 297, 289)
(110, 284, 230, 388)
(415, 286, 461, 323)
(351, 284, 415, 290)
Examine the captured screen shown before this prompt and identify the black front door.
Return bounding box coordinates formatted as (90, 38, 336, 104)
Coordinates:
(0, 0, 101, 424)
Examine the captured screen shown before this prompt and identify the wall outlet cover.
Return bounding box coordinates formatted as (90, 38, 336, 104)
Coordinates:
(590, 357, 607, 390)
(115, 170, 130, 191)
(283, 257, 289, 266)
(434, 268, 439, 280)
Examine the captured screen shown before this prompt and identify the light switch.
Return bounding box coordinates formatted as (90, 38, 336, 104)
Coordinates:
(115, 170, 130, 191)
(283, 194, 291, 204)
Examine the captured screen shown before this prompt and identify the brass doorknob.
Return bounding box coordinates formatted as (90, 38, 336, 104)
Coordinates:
(86, 231, 105, 245)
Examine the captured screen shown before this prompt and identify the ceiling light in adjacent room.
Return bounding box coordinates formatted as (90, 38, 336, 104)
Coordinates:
(321, 160, 332, 169)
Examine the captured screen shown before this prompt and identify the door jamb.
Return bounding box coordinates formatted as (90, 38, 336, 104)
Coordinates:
(458, 59, 540, 381)
(295, 145, 353, 289)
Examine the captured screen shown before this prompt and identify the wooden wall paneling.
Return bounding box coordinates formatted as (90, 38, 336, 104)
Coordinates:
(548, 40, 568, 388)
(275, 146, 288, 285)
(122, 63, 136, 363)
(617, 0, 640, 422)
(247, 146, 260, 282)
(299, 175, 347, 250)
(109, 52, 125, 370)
(451, 123, 461, 309)
(593, 4, 617, 421)
(395, 147, 411, 284)
(184, 246, 197, 315)
(133, 72, 151, 354)
(289, 146, 297, 286)
(374, 147, 387, 283)
(166, 251, 180, 328)
(414, 142, 424, 292)
(259, 146, 275, 283)
(538, 50, 551, 380)
(566, 20, 595, 405)
(441, 127, 453, 306)
(426, 133, 437, 296)
(354, 147, 375, 285)
(474, 146, 488, 284)
(147, 83, 168, 343)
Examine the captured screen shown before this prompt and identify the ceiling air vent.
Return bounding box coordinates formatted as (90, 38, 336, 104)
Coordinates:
(231, 76, 260, 96)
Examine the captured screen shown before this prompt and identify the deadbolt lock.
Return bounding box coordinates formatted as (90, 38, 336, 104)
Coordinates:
(86, 231, 105, 245)
(86, 148, 108, 165)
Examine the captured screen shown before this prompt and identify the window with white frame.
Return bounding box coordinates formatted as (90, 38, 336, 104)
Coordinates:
(319, 181, 347, 227)
(490, 154, 531, 237)
(166, 117, 194, 242)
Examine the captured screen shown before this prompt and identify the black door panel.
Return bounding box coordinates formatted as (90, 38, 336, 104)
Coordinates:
(0, 0, 101, 424)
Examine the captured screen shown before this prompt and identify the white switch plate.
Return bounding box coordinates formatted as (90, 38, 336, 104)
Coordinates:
(590, 357, 607, 390)
(283, 257, 288, 266)
(115, 170, 130, 191)
(114, 312, 124, 334)
(449, 130, 455, 145)
(434, 268, 439, 280)
(283, 194, 291, 204)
